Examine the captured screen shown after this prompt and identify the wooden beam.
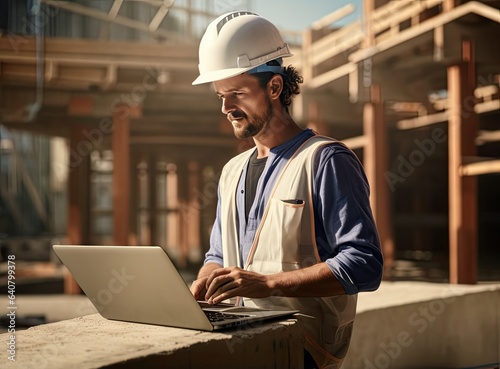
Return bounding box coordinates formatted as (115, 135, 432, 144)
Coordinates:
(311, 4, 355, 30)
(341, 135, 367, 150)
(108, 0, 123, 18)
(349, 1, 500, 64)
(363, 84, 394, 278)
(475, 130, 500, 145)
(475, 99, 500, 114)
(448, 39, 478, 284)
(130, 135, 235, 147)
(397, 99, 500, 131)
(149, 0, 174, 32)
(459, 159, 500, 176)
(397, 111, 448, 130)
(42, 0, 186, 42)
(307, 63, 356, 90)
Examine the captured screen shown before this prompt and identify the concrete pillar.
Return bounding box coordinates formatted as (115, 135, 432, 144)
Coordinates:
(447, 39, 478, 284)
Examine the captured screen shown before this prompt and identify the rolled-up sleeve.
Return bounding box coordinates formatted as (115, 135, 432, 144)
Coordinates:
(313, 145, 383, 295)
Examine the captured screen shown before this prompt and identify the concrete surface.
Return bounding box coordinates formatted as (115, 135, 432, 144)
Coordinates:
(0, 314, 303, 369)
(0, 281, 499, 368)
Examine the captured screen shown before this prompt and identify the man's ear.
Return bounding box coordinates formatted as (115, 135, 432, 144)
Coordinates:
(267, 74, 283, 101)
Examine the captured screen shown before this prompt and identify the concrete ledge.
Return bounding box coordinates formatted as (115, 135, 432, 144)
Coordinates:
(1, 282, 499, 368)
(343, 282, 500, 369)
(1, 313, 303, 369)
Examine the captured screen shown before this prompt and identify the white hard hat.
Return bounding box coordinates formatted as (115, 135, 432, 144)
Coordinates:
(192, 11, 293, 85)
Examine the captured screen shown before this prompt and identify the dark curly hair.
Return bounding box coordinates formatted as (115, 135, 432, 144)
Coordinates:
(252, 60, 303, 112)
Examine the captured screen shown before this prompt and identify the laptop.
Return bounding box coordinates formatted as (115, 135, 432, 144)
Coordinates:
(52, 245, 298, 331)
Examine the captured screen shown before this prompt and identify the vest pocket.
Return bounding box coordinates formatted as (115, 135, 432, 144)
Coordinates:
(256, 198, 305, 268)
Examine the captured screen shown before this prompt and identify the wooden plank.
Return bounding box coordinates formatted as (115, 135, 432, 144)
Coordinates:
(397, 111, 448, 130)
(311, 4, 355, 30)
(0, 53, 197, 70)
(341, 135, 367, 150)
(475, 129, 500, 145)
(447, 39, 478, 284)
(0, 35, 198, 59)
(459, 159, 500, 176)
(307, 63, 355, 90)
(475, 99, 500, 114)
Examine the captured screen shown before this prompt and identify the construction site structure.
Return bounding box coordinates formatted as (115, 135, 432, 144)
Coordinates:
(0, 0, 499, 293)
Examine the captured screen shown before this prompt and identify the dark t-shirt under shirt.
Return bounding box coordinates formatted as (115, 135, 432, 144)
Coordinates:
(244, 150, 268, 222)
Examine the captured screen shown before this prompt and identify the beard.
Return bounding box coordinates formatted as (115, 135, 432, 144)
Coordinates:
(229, 96, 274, 140)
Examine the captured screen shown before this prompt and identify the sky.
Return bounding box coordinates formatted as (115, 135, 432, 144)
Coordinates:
(252, 0, 362, 32)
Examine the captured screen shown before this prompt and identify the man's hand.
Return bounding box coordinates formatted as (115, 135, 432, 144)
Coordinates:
(205, 267, 272, 304)
(191, 262, 346, 304)
(189, 262, 222, 301)
(190, 277, 209, 300)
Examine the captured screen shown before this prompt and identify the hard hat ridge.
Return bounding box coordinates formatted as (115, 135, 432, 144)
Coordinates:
(192, 11, 293, 85)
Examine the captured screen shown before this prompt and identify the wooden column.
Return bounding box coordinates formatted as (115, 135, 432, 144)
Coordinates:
(448, 40, 478, 284)
(363, 84, 394, 278)
(186, 161, 201, 264)
(362, 0, 375, 47)
(66, 123, 90, 294)
(112, 104, 141, 246)
(444, 0, 458, 12)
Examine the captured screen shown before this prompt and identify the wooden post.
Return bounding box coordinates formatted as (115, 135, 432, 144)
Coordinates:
(362, 0, 375, 47)
(66, 123, 90, 294)
(112, 106, 130, 246)
(448, 39, 478, 284)
(363, 84, 394, 278)
(112, 104, 141, 245)
(302, 28, 313, 84)
(186, 161, 201, 264)
(443, 0, 458, 12)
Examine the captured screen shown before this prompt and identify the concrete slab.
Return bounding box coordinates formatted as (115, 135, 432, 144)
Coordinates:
(0, 281, 498, 368)
(0, 314, 303, 369)
(343, 282, 500, 369)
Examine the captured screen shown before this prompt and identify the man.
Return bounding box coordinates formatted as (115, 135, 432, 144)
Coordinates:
(190, 11, 383, 369)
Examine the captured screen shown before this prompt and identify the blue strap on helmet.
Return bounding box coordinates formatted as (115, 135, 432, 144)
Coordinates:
(247, 57, 285, 75)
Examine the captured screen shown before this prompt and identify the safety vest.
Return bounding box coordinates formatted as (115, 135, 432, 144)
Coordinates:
(219, 135, 357, 368)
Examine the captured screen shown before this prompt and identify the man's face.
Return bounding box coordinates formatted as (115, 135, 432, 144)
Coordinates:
(214, 73, 273, 139)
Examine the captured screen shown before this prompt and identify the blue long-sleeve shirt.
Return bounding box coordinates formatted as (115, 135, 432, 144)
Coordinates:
(205, 129, 383, 295)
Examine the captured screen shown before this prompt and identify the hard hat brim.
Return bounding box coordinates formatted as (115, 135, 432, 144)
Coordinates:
(192, 67, 253, 85)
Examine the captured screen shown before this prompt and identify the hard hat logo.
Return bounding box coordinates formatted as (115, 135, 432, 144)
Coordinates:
(192, 11, 293, 85)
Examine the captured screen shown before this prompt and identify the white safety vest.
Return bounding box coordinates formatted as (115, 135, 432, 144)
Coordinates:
(219, 135, 357, 368)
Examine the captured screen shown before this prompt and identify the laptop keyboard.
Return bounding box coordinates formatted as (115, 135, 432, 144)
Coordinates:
(204, 310, 250, 322)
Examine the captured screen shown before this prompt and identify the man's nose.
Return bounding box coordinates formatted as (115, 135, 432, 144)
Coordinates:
(221, 97, 235, 115)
